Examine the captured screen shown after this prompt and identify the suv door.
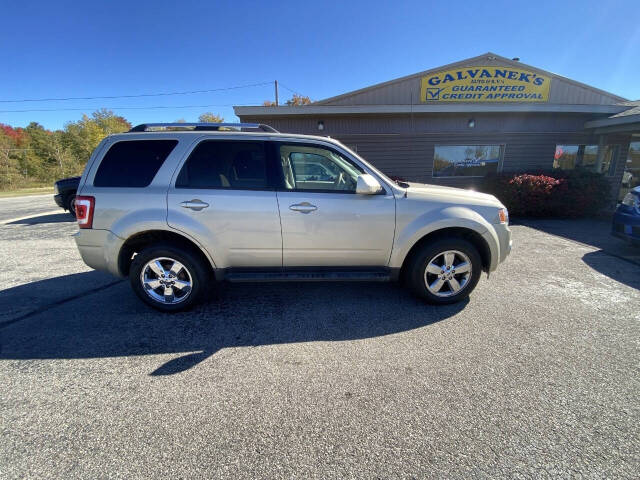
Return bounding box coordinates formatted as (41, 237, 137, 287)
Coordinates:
(167, 139, 282, 268)
(275, 142, 395, 267)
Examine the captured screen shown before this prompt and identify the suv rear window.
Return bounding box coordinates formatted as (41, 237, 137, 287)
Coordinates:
(176, 140, 268, 190)
(94, 140, 178, 187)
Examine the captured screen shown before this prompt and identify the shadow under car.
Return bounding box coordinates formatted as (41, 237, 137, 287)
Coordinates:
(7, 212, 75, 225)
(0, 271, 467, 376)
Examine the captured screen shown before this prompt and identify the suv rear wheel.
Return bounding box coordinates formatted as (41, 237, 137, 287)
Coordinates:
(406, 237, 482, 304)
(129, 244, 209, 312)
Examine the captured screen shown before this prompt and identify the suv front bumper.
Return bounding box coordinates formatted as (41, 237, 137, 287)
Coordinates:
(484, 222, 512, 271)
(497, 223, 512, 263)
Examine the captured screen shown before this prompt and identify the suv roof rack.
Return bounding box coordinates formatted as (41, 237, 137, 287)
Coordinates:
(128, 122, 279, 133)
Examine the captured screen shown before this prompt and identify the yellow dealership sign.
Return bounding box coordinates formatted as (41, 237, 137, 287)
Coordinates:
(420, 66, 551, 102)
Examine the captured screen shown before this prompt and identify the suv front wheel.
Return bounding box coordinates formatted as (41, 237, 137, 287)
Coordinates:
(129, 244, 209, 312)
(407, 238, 482, 304)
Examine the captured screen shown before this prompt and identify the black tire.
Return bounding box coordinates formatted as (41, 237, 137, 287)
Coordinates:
(406, 237, 482, 305)
(129, 244, 210, 312)
(65, 194, 76, 218)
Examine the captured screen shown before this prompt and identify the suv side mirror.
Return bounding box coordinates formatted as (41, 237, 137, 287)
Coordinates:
(356, 174, 383, 195)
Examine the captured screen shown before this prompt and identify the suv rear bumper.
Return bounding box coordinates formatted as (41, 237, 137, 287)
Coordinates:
(73, 229, 125, 277)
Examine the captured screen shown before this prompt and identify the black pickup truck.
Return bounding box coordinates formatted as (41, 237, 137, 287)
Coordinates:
(53, 176, 80, 217)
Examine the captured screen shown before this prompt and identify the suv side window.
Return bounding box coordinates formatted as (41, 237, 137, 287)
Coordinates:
(94, 140, 178, 188)
(176, 140, 270, 190)
(278, 144, 363, 193)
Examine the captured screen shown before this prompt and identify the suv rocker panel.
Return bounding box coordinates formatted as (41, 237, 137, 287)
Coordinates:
(218, 267, 397, 283)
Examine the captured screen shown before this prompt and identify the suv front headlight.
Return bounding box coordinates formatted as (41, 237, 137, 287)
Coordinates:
(53, 183, 59, 194)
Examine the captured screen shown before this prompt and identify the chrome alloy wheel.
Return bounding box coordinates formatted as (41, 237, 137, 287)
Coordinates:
(424, 250, 472, 297)
(140, 257, 193, 305)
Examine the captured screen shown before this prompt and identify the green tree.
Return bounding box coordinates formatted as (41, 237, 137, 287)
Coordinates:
(262, 95, 312, 106)
(0, 124, 37, 188)
(24, 122, 57, 182)
(198, 112, 224, 123)
(0, 111, 132, 189)
(285, 94, 312, 106)
(91, 108, 131, 135)
(62, 109, 130, 168)
(0, 129, 20, 188)
(51, 131, 74, 177)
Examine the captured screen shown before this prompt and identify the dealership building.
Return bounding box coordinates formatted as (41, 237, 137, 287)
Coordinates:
(235, 52, 640, 201)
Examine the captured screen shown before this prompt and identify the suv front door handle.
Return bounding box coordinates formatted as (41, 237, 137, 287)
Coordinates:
(289, 202, 317, 214)
(180, 199, 209, 211)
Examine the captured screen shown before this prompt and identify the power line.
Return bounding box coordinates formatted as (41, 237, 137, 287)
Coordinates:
(0, 81, 273, 104)
(0, 102, 263, 114)
(279, 83, 303, 96)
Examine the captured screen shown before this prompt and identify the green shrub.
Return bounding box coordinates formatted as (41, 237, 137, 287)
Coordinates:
(482, 169, 611, 218)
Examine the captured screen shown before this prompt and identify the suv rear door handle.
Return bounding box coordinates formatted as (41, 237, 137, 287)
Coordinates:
(289, 202, 317, 214)
(180, 199, 209, 211)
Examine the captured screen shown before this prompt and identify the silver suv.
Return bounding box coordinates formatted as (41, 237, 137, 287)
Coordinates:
(73, 122, 511, 312)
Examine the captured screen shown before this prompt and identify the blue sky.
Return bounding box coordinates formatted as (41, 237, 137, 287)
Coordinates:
(1, 0, 639, 130)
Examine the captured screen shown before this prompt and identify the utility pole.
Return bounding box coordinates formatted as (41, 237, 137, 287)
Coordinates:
(275, 80, 279, 106)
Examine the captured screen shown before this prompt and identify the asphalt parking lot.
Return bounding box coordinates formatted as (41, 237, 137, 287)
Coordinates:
(1, 195, 639, 479)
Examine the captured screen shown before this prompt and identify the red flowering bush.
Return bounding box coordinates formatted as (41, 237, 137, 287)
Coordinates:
(483, 169, 610, 217)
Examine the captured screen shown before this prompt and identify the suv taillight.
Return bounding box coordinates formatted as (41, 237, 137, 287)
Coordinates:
(75, 196, 95, 229)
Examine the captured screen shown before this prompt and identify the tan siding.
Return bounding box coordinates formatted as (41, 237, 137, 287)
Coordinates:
(242, 113, 600, 136)
(331, 133, 597, 183)
(316, 55, 625, 106)
(239, 113, 631, 201)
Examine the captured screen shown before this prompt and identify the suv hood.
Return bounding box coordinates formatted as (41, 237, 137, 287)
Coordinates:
(404, 182, 503, 207)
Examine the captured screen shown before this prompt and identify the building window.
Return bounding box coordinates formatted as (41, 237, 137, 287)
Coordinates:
(433, 145, 504, 177)
(624, 141, 640, 188)
(554, 145, 594, 170)
(602, 145, 620, 176)
(581, 145, 599, 170)
(554, 144, 618, 176)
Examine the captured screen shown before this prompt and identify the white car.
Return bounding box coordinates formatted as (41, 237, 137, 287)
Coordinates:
(73, 123, 512, 312)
